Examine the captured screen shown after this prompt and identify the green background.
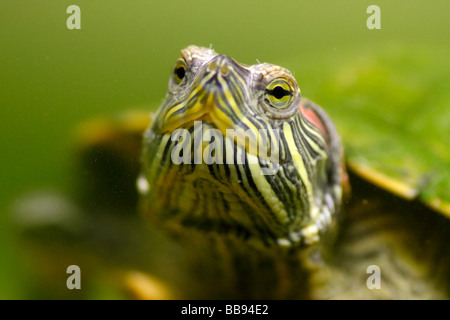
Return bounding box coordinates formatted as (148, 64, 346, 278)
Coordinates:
(0, 0, 449, 299)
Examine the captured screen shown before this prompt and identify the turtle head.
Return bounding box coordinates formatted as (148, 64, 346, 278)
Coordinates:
(153, 45, 301, 162)
(139, 46, 344, 248)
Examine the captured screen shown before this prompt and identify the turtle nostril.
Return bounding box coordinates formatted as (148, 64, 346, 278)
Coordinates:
(207, 62, 219, 72)
(220, 65, 229, 76)
(206, 61, 229, 76)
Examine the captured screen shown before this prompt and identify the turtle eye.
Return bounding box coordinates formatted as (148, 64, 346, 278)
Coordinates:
(264, 78, 293, 109)
(173, 59, 187, 84)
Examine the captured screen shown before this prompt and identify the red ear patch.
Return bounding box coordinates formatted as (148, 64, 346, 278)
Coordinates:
(299, 103, 329, 141)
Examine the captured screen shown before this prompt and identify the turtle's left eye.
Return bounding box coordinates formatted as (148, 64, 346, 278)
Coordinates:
(264, 78, 293, 109)
(173, 59, 187, 84)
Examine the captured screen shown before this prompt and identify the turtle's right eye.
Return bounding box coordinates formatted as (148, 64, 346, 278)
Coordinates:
(173, 59, 187, 84)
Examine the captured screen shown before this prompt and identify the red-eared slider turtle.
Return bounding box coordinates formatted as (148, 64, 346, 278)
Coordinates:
(14, 45, 450, 300)
(133, 45, 450, 299)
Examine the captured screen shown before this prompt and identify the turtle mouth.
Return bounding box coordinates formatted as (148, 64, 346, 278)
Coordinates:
(158, 91, 235, 138)
(159, 85, 228, 130)
(156, 107, 279, 165)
